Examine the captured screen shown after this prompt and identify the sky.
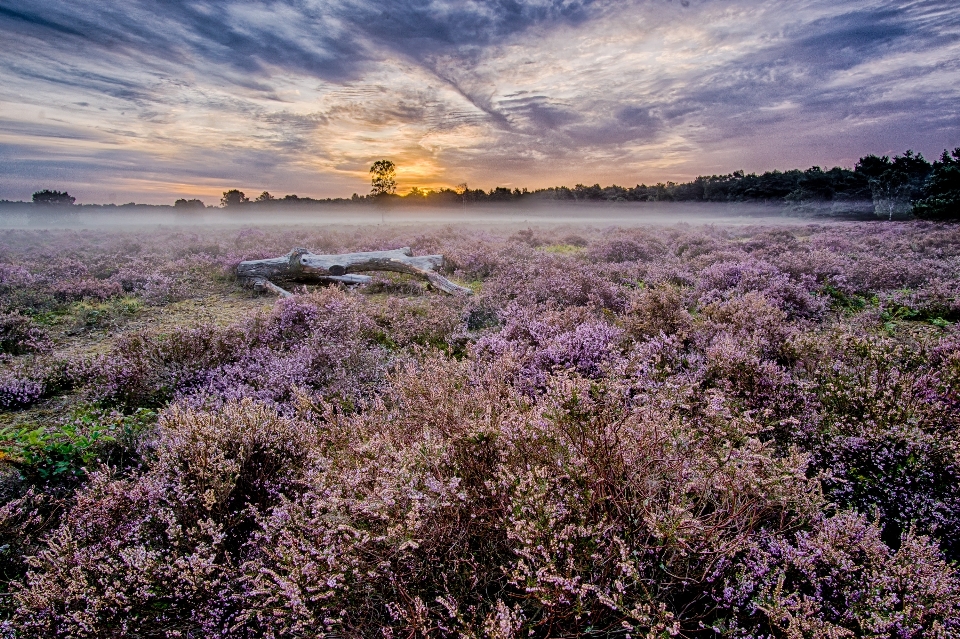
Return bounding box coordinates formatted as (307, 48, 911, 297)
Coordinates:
(0, 0, 958, 204)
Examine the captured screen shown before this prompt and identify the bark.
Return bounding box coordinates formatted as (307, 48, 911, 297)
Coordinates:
(238, 248, 471, 296)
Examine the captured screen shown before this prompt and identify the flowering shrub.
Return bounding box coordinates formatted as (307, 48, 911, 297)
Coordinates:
(10, 401, 316, 637)
(695, 258, 825, 319)
(0, 375, 45, 411)
(623, 284, 692, 340)
(474, 303, 625, 392)
(804, 329, 960, 556)
(0, 312, 49, 356)
(587, 231, 667, 263)
(2, 221, 960, 635)
(85, 324, 249, 410)
(721, 512, 960, 638)
(0, 359, 74, 410)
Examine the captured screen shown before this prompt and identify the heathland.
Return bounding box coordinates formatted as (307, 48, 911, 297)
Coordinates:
(2, 218, 960, 637)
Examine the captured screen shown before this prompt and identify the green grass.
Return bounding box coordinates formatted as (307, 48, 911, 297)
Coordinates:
(540, 243, 586, 255)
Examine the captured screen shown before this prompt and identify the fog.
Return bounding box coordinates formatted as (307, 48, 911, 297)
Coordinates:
(0, 201, 875, 232)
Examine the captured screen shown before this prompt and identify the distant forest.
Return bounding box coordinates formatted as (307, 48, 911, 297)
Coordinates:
(6, 147, 959, 219)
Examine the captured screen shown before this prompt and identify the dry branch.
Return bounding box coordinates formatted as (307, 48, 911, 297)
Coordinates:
(238, 247, 471, 296)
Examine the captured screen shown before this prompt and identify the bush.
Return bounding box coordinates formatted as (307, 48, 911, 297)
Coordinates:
(722, 512, 960, 638)
(696, 258, 825, 319)
(0, 312, 49, 356)
(11, 400, 316, 637)
(624, 284, 692, 339)
(0, 359, 75, 410)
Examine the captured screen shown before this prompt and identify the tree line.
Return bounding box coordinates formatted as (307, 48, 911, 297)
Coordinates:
(20, 148, 960, 220)
(458, 149, 958, 220)
(208, 150, 960, 220)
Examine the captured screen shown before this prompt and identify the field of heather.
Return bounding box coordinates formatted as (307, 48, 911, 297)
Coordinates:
(2, 220, 960, 637)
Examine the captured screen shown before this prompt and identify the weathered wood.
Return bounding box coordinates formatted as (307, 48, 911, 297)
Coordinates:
(238, 248, 471, 296)
(321, 274, 374, 285)
(251, 277, 294, 298)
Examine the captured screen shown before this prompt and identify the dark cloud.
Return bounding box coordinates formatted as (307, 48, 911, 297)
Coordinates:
(0, 0, 602, 87)
(788, 8, 911, 71)
(0, 6, 87, 38)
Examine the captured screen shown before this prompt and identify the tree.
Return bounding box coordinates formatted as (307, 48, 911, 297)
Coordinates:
(32, 190, 75, 206)
(406, 186, 428, 198)
(221, 189, 249, 208)
(369, 160, 397, 196)
(913, 148, 960, 220)
(856, 151, 931, 220)
(255, 191, 274, 202)
(174, 198, 205, 209)
(854, 154, 891, 181)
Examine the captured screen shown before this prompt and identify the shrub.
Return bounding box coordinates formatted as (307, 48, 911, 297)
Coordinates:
(11, 400, 317, 637)
(474, 304, 625, 392)
(0, 359, 75, 410)
(0, 312, 49, 356)
(228, 362, 822, 637)
(624, 284, 693, 340)
(371, 296, 465, 349)
(0, 375, 46, 411)
(587, 234, 665, 263)
(696, 258, 825, 319)
(86, 324, 248, 410)
(721, 512, 960, 638)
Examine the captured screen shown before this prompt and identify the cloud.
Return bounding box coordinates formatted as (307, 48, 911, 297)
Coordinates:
(0, 0, 958, 201)
(0, 1, 603, 87)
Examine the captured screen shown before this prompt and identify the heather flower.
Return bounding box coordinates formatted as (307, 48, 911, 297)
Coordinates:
(696, 258, 825, 319)
(0, 312, 50, 356)
(722, 512, 960, 638)
(2, 222, 960, 637)
(12, 400, 317, 637)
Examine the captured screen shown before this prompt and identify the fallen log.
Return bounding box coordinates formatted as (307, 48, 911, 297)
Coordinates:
(238, 247, 471, 296)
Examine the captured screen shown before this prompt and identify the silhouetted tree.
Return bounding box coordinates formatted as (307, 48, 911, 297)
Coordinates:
(370, 160, 397, 196)
(854, 155, 891, 181)
(913, 149, 960, 220)
(174, 198, 205, 209)
(221, 189, 249, 208)
(403, 187, 420, 197)
(32, 190, 75, 206)
(573, 184, 604, 201)
(856, 151, 931, 219)
(255, 191, 274, 202)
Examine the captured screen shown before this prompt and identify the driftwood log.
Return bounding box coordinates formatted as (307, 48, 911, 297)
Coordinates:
(237, 247, 472, 296)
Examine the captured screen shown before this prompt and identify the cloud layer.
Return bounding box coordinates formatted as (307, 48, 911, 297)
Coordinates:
(1, 0, 958, 203)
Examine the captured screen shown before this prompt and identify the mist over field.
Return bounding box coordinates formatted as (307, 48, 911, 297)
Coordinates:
(0, 201, 876, 232)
